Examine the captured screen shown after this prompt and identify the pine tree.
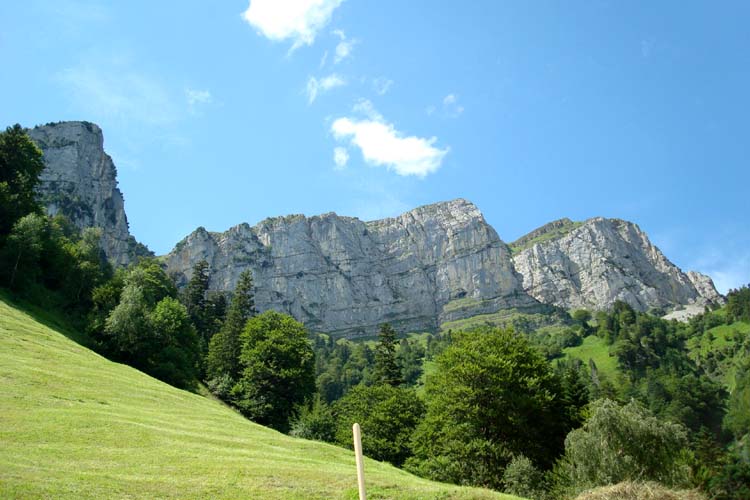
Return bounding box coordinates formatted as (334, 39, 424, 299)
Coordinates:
(206, 269, 257, 382)
(183, 259, 210, 341)
(374, 323, 402, 387)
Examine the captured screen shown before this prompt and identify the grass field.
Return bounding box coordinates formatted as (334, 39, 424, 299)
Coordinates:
(0, 296, 519, 499)
(561, 335, 619, 379)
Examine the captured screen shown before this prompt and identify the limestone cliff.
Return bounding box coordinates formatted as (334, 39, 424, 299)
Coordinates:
(511, 217, 724, 312)
(27, 121, 150, 266)
(166, 199, 540, 337)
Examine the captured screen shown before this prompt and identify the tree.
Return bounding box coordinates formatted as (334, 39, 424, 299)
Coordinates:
(2, 213, 46, 289)
(332, 384, 425, 466)
(182, 259, 210, 341)
(206, 269, 256, 382)
(289, 396, 335, 442)
(231, 311, 315, 432)
(555, 399, 690, 496)
(374, 322, 402, 386)
(102, 261, 199, 389)
(406, 327, 575, 489)
(148, 297, 200, 388)
(0, 124, 45, 239)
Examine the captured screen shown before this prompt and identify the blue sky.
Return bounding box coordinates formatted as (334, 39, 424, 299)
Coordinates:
(1, 1, 748, 292)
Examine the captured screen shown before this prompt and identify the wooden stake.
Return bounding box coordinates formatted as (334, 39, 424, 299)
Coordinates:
(352, 422, 366, 500)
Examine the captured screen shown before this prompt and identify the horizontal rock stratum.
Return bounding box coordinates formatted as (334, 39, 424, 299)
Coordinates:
(166, 199, 542, 337)
(27, 121, 723, 336)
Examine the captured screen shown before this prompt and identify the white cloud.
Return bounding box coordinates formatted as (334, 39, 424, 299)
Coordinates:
(330, 29, 357, 64)
(241, 0, 345, 50)
(442, 93, 464, 117)
(372, 77, 393, 96)
(306, 74, 346, 104)
(319, 50, 329, 68)
(333, 146, 349, 169)
(57, 61, 177, 125)
(331, 100, 448, 177)
(185, 88, 212, 112)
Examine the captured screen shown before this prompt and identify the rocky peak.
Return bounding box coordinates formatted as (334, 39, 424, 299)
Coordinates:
(166, 200, 539, 337)
(27, 121, 150, 266)
(511, 217, 723, 313)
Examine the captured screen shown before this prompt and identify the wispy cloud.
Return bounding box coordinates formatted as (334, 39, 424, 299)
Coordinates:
(442, 93, 464, 117)
(372, 77, 393, 96)
(185, 88, 212, 113)
(332, 29, 357, 63)
(331, 99, 449, 177)
(241, 0, 345, 50)
(56, 60, 178, 125)
(333, 146, 349, 170)
(306, 74, 346, 104)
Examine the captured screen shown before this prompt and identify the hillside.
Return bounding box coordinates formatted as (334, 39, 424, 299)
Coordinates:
(0, 296, 516, 499)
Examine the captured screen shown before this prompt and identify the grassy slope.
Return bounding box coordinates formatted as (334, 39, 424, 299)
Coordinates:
(0, 297, 517, 500)
(686, 320, 750, 391)
(561, 335, 619, 379)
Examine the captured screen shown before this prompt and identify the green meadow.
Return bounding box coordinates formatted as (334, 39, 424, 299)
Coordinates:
(0, 296, 519, 500)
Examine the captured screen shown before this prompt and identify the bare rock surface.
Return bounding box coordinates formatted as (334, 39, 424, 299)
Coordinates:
(511, 217, 723, 312)
(28, 121, 149, 266)
(166, 199, 540, 337)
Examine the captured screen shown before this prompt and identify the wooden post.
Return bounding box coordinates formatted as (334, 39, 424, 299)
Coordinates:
(352, 422, 366, 500)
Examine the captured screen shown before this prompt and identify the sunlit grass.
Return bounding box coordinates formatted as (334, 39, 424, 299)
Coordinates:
(0, 296, 518, 499)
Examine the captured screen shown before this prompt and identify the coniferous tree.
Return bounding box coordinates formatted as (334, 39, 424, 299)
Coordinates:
(206, 269, 256, 382)
(183, 259, 210, 341)
(374, 323, 402, 387)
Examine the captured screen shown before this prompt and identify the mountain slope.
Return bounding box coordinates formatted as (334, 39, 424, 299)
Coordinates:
(0, 295, 513, 499)
(166, 199, 540, 337)
(511, 217, 723, 313)
(27, 121, 150, 266)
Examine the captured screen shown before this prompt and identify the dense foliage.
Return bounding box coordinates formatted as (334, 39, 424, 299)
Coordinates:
(231, 311, 315, 432)
(406, 327, 583, 489)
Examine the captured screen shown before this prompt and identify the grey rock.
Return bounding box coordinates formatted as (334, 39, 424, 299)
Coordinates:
(27, 121, 149, 266)
(166, 199, 540, 337)
(686, 271, 725, 305)
(511, 217, 724, 312)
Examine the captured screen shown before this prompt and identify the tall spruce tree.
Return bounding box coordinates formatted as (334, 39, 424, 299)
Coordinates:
(183, 259, 210, 341)
(374, 323, 402, 387)
(206, 269, 257, 382)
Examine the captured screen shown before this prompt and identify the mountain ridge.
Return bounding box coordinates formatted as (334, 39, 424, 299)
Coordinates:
(27, 121, 724, 336)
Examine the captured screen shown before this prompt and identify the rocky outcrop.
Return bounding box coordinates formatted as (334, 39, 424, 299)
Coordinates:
(166, 199, 540, 337)
(687, 271, 725, 305)
(511, 217, 723, 312)
(28, 121, 149, 266)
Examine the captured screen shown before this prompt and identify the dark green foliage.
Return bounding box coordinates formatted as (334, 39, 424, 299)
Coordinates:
(231, 311, 315, 432)
(289, 396, 336, 442)
(374, 322, 403, 386)
(0, 124, 45, 240)
(407, 327, 579, 489)
(554, 399, 690, 497)
(182, 259, 211, 340)
(502, 455, 547, 500)
(206, 269, 256, 381)
(101, 260, 199, 388)
(332, 384, 425, 466)
(724, 361, 750, 440)
(313, 337, 376, 404)
(397, 337, 424, 386)
(2, 213, 46, 289)
(726, 285, 750, 322)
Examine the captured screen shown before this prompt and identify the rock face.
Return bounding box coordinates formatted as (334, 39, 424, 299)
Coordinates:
(166, 199, 540, 337)
(511, 217, 723, 312)
(27, 121, 149, 266)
